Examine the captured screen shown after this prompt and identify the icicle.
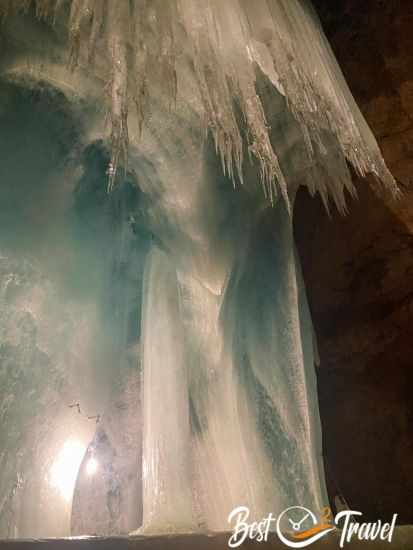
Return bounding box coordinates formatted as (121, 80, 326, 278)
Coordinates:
(130, 0, 148, 138)
(68, 1, 83, 68)
(87, 0, 104, 63)
(68, 0, 95, 69)
(154, 0, 178, 109)
(106, 0, 130, 192)
(177, 0, 245, 185)
(0, 0, 398, 206)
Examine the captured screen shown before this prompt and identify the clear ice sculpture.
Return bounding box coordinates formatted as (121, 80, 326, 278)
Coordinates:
(0, 0, 396, 538)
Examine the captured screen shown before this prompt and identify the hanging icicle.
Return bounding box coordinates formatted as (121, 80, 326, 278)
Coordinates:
(0, 0, 399, 207)
(106, 0, 130, 191)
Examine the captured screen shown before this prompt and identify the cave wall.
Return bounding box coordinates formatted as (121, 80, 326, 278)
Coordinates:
(295, 0, 413, 523)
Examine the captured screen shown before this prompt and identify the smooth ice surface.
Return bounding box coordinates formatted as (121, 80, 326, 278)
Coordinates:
(0, 0, 396, 538)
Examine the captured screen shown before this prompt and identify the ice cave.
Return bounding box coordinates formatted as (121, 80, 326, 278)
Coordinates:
(0, 0, 409, 546)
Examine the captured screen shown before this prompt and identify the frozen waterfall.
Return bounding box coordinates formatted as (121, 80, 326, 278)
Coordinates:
(0, 0, 396, 538)
(139, 200, 327, 532)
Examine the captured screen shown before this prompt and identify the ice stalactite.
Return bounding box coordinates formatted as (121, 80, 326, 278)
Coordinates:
(0, 0, 399, 207)
(106, 0, 130, 191)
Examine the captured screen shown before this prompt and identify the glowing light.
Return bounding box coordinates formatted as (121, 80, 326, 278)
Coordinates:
(49, 439, 86, 501)
(86, 457, 98, 476)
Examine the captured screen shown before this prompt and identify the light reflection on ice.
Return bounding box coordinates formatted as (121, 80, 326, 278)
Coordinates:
(49, 440, 86, 502)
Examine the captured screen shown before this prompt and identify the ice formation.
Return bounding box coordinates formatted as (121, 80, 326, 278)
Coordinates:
(0, 0, 397, 538)
(0, 0, 398, 209)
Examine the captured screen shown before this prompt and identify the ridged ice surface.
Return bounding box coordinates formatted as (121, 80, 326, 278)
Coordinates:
(139, 202, 327, 531)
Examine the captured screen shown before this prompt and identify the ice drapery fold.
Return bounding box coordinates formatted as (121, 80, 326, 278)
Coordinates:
(139, 201, 328, 532)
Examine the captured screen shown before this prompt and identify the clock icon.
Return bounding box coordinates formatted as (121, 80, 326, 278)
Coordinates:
(276, 506, 334, 548)
(279, 506, 317, 533)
